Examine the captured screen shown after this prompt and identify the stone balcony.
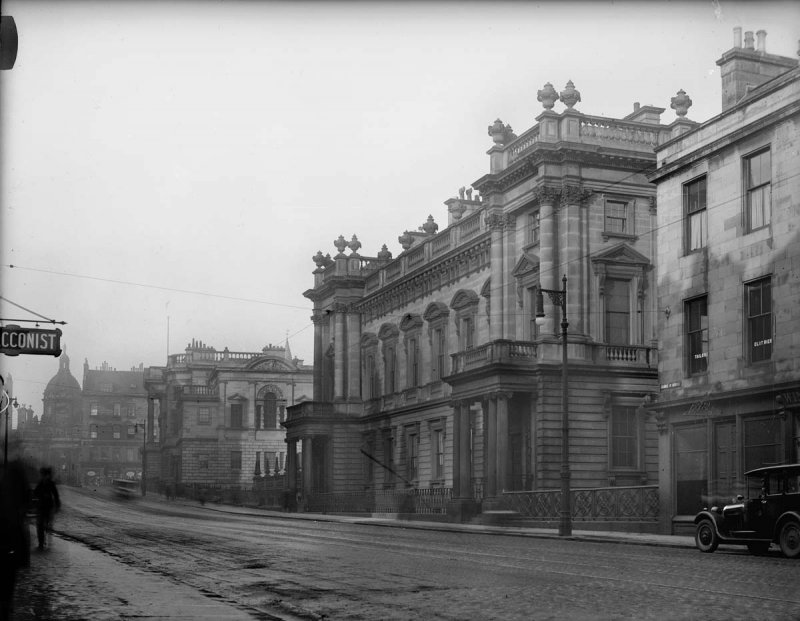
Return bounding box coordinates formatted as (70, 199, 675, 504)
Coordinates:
(450, 339, 658, 376)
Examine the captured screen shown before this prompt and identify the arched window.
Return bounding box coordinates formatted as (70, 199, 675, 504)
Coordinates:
(264, 392, 278, 429)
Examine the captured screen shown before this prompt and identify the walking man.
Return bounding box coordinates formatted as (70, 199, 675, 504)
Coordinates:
(34, 467, 60, 550)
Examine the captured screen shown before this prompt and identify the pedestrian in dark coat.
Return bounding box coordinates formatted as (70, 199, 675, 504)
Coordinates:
(34, 467, 60, 550)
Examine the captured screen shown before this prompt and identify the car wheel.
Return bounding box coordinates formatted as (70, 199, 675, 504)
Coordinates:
(779, 520, 800, 559)
(695, 519, 719, 553)
(746, 541, 770, 555)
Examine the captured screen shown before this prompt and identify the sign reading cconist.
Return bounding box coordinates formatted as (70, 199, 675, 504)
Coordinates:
(1, 325, 63, 357)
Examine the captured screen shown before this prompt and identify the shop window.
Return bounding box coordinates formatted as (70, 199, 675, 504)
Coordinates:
(675, 424, 708, 515)
(745, 148, 771, 232)
(685, 295, 708, 375)
(746, 277, 772, 363)
(683, 176, 707, 252)
(744, 416, 783, 471)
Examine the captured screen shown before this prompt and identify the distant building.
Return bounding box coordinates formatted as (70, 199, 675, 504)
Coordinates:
(287, 78, 675, 524)
(144, 339, 313, 493)
(20, 351, 83, 482)
(80, 360, 149, 484)
(649, 29, 800, 534)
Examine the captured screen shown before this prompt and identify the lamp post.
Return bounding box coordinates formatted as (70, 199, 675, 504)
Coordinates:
(536, 274, 571, 537)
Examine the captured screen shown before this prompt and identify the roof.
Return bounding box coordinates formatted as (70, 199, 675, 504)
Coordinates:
(83, 368, 146, 395)
(745, 464, 800, 477)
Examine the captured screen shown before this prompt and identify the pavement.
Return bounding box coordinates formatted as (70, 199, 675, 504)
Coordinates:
(9, 494, 696, 620)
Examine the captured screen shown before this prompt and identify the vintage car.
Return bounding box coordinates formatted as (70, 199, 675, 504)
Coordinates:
(694, 463, 800, 558)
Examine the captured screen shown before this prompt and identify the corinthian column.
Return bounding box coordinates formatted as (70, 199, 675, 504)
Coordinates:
(486, 212, 506, 340)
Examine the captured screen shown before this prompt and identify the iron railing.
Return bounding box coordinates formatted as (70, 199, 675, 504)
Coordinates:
(498, 485, 659, 522)
(305, 486, 453, 515)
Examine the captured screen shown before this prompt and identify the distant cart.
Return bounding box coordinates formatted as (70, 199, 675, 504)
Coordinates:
(112, 478, 140, 499)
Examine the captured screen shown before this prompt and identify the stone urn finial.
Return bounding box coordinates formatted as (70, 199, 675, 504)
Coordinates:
(559, 80, 581, 109)
(537, 82, 558, 110)
(421, 215, 438, 235)
(377, 244, 392, 261)
(670, 89, 693, 117)
(488, 118, 506, 144)
(334, 235, 348, 256)
(312, 250, 326, 268)
(348, 234, 362, 255)
(398, 231, 414, 251)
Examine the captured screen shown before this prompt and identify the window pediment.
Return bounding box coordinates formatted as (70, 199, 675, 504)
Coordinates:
(423, 301, 449, 322)
(450, 289, 479, 311)
(512, 251, 540, 278)
(400, 313, 423, 332)
(592, 243, 651, 269)
(378, 323, 399, 341)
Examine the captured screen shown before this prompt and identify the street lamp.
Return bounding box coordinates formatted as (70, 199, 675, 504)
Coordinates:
(535, 274, 571, 537)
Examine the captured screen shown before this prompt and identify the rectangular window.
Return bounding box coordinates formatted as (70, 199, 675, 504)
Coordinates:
(198, 454, 209, 470)
(432, 328, 447, 381)
(230, 403, 243, 429)
(605, 278, 630, 345)
(462, 316, 475, 350)
(383, 434, 394, 487)
(408, 338, 419, 388)
(684, 176, 707, 252)
(746, 277, 772, 363)
(90, 425, 98, 439)
(686, 296, 708, 375)
(113, 425, 121, 440)
(90, 404, 98, 417)
(527, 210, 540, 245)
(384, 345, 396, 394)
(745, 148, 771, 231)
(366, 354, 378, 399)
(406, 433, 419, 482)
(611, 407, 637, 468)
(127, 425, 135, 436)
(433, 428, 445, 481)
(605, 200, 628, 234)
(113, 404, 121, 417)
(230, 451, 242, 470)
(198, 407, 211, 425)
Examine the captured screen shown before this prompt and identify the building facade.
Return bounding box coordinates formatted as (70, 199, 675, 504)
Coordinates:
(143, 339, 313, 494)
(649, 29, 800, 534)
(286, 81, 687, 523)
(80, 360, 149, 485)
(16, 352, 83, 483)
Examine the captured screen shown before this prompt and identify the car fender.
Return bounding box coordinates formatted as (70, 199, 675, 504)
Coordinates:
(774, 511, 800, 539)
(694, 510, 725, 533)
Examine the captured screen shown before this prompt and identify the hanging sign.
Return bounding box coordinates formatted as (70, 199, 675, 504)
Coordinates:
(0, 325, 63, 356)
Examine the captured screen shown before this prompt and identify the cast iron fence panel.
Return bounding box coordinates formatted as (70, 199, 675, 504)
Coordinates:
(499, 485, 658, 521)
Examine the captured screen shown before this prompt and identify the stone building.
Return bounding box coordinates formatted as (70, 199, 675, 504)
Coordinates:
(143, 339, 312, 493)
(286, 79, 685, 524)
(17, 351, 83, 483)
(649, 29, 800, 534)
(80, 360, 149, 485)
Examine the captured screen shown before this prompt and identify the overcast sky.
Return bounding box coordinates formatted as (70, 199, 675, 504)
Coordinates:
(1, 0, 799, 415)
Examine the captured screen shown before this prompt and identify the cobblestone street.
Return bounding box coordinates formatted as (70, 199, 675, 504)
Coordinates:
(8, 489, 800, 620)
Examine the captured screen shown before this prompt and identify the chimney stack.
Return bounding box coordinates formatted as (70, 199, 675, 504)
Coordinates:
(756, 30, 766, 53)
(716, 27, 797, 112)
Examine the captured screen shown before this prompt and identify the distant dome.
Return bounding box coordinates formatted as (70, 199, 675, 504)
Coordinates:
(44, 351, 81, 397)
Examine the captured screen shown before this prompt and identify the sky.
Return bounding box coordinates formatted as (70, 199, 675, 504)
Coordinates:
(1, 0, 799, 417)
